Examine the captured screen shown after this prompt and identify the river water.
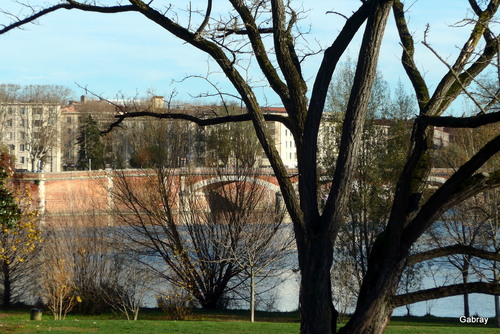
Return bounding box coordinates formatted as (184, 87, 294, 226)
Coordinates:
(272, 271, 497, 318)
(143, 266, 496, 319)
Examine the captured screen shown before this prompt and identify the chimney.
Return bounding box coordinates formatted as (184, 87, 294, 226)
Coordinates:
(151, 96, 164, 110)
(81, 95, 86, 103)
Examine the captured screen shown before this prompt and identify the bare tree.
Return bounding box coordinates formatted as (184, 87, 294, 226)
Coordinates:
(0, 84, 72, 105)
(430, 120, 499, 322)
(205, 168, 294, 321)
(100, 254, 153, 321)
(1, 84, 71, 171)
(39, 226, 81, 320)
(2, 1, 499, 333)
(110, 165, 286, 311)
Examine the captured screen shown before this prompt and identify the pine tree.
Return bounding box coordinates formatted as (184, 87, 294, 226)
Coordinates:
(76, 115, 105, 170)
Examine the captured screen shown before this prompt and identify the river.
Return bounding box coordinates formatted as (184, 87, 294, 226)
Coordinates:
(272, 271, 496, 318)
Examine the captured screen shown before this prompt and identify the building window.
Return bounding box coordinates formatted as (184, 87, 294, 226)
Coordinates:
(34, 107, 43, 115)
(8, 145, 15, 152)
(20, 157, 25, 164)
(7, 132, 13, 140)
(6, 119, 13, 127)
(20, 107, 26, 115)
(8, 107, 13, 114)
(20, 144, 25, 152)
(20, 118, 25, 126)
(33, 120, 42, 127)
(67, 117, 72, 123)
(20, 132, 25, 140)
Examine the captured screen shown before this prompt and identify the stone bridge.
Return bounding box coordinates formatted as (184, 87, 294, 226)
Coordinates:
(14, 167, 451, 226)
(14, 168, 295, 225)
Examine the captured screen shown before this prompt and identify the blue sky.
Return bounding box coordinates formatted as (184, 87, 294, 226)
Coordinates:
(0, 1, 489, 108)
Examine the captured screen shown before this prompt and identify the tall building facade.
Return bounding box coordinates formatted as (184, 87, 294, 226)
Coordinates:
(0, 102, 62, 172)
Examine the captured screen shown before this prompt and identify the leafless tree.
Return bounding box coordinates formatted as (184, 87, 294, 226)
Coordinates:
(204, 168, 294, 321)
(39, 225, 81, 320)
(430, 121, 499, 323)
(99, 254, 153, 321)
(2, 1, 499, 333)
(110, 165, 287, 311)
(0, 84, 71, 171)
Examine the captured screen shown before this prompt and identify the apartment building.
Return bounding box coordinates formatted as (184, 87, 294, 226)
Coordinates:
(59, 96, 117, 169)
(262, 107, 297, 168)
(0, 102, 62, 172)
(1, 95, 451, 172)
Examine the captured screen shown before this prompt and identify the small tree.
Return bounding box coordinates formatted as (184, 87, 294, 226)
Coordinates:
(39, 230, 80, 320)
(207, 168, 293, 321)
(40, 258, 80, 320)
(100, 255, 152, 321)
(0, 150, 42, 307)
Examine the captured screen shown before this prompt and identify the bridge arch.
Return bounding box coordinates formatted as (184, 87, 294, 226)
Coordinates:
(188, 175, 281, 193)
(427, 176, 447, 186)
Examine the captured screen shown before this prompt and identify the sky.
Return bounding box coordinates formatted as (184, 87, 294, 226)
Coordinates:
(0, 1, 493, 109)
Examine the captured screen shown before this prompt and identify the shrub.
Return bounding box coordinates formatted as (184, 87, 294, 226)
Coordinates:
(157, 288, 193, 320)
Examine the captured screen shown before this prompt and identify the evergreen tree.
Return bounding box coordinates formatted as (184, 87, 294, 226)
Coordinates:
(77, 115, 105, 170)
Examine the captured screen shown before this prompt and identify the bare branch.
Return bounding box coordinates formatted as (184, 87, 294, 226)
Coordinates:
(102, 109, 291, 135)
(419, 110, 500, 128)
(391, 282, 500, 307)
(194, 0, 212, 39)
(403, 134, 500, 247)
(407, 244, 500, 265)
(422, 36, 494, 114)
(424, 2, 499, 116)
(0, 2, 135, 35)
(215, 27, 273, 38)
(392, 0, 430, 109)
(326, 11, 348, 20)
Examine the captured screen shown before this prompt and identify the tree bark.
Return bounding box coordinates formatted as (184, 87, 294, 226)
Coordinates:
(298, 233, 337, 334)
(339, 234, 406, 334)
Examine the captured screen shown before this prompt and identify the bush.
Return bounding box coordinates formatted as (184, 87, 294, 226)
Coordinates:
(157, 288, 193, 320)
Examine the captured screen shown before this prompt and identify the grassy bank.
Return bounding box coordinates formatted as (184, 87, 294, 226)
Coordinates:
(0, 308, 497, 333)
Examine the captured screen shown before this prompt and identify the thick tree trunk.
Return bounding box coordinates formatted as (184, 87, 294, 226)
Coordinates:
(298, 234, 337, 334)
(340, 300, 394, 334)
(339, 236, 406, 334)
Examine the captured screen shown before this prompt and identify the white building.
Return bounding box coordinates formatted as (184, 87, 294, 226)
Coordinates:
(262, 107, 298, 168)
(0, 102, 62, 172)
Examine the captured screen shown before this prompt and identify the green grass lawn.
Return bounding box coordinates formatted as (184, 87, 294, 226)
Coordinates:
(0, 309, 498, 333)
